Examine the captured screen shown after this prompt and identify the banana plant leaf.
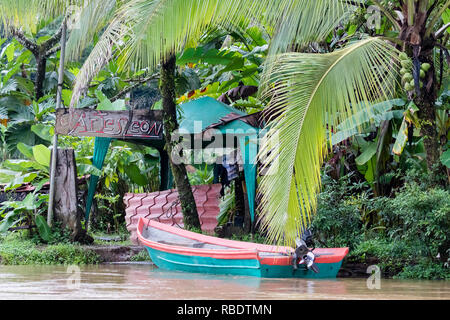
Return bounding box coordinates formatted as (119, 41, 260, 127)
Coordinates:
(393, 118, 409, 156)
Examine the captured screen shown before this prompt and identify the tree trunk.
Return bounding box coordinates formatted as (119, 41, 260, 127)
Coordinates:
(53, 148, 92, 243)
(11, 23, 64, 102)
(115, 176, 128, 227)
(412, 46, 444, 181)
(160, 54, 201, 230)
(417, 91, 440, 168)
(398, 2, 445, 182)
(159, 148, 171, 190)
(34, 53, 47, 101)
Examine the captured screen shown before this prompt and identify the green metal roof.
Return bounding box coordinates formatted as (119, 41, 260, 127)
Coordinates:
(178, 97, 259, 223)
(178, 96, 248, 133)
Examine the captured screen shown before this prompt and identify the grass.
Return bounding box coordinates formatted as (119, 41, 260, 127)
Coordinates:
(0, 233, 100, 265)
(130, 249, 152, 262)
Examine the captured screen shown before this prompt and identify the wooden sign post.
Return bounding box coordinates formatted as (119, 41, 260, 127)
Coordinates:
(54, 107, 164, 236)
(55, 108, 164, 140)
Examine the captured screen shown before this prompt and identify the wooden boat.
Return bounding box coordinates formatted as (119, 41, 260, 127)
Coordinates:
(137, 217, 349, 278)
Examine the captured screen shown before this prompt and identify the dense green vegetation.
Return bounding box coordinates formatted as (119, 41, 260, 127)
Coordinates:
(0, 233, 99, 265)
(312, 167, 449, 280)
(0, 1, 448, 279)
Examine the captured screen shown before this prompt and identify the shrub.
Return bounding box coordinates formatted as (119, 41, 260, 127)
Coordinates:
(349, 238, 418, 273)
(396, 259, 450, 280)
(130, 250, 151, 262)
(0, 234, 99, 265)
(311, 173, 367, 250)
(378, 183, 450, 262)
(309, 171, 449, 279)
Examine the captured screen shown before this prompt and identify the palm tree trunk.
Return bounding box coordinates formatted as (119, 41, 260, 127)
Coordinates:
(399, 2, 445, 183)
(34, 54, 47, 100)
(160, 54, 201, 230)
(412, 44, 442, 181)
(416, 82, 440, 171)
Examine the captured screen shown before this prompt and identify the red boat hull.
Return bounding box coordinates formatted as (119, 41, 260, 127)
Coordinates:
(137, 218, 348, 278)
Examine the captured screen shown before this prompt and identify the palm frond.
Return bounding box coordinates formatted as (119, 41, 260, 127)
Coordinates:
(64, 0, 118, 62)
(268, 0, 360, 55)
(70, 17, 130, 106)
(0, 78, 18, 95)
(0, 0, 84, 34)
(116, 0, 295, 68)
(0, 106, 7, 119)
(0, 0, 117, 66)
(71, 0, 358, 107)
(71, 0, 266, 106)
(257, 37, 400, 247)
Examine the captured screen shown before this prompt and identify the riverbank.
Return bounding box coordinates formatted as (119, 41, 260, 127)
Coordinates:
(1, 235, 448, 280)
(0, 234, 150, 265)
(2, 172, 449, 279)
(88, 245, 149, 263)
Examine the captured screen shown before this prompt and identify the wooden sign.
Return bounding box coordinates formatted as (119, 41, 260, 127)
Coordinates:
(55, 108, 164, 140)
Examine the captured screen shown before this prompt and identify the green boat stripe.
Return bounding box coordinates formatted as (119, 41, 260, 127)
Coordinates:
(156, 255, 261, 270)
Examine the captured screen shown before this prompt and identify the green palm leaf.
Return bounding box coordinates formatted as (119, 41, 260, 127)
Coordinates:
(0, 0, 118, 65)
(0, 0, 82, 33)
(70, 16, 128, 106)
(258, 37, 400, 247)
(0, 106, 7, 119)
(71, 0, 358, 106)
(267, 0, 357, 55)
(118, 0, 357, 68)
(71, 0, 268, 106)
(64, 0, 118, 61)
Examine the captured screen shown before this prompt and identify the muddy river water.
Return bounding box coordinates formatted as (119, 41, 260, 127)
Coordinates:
(0, 264, 448, 300)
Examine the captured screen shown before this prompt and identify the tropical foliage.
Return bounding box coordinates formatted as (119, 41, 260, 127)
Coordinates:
(0, 0, 448, 267)
(312, 168, 449, 280)
(61, 0, 449, 247)
(258, 38, 401, 245)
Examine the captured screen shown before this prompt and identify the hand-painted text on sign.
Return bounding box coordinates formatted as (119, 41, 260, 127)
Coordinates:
(55, 108, 164, 140)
